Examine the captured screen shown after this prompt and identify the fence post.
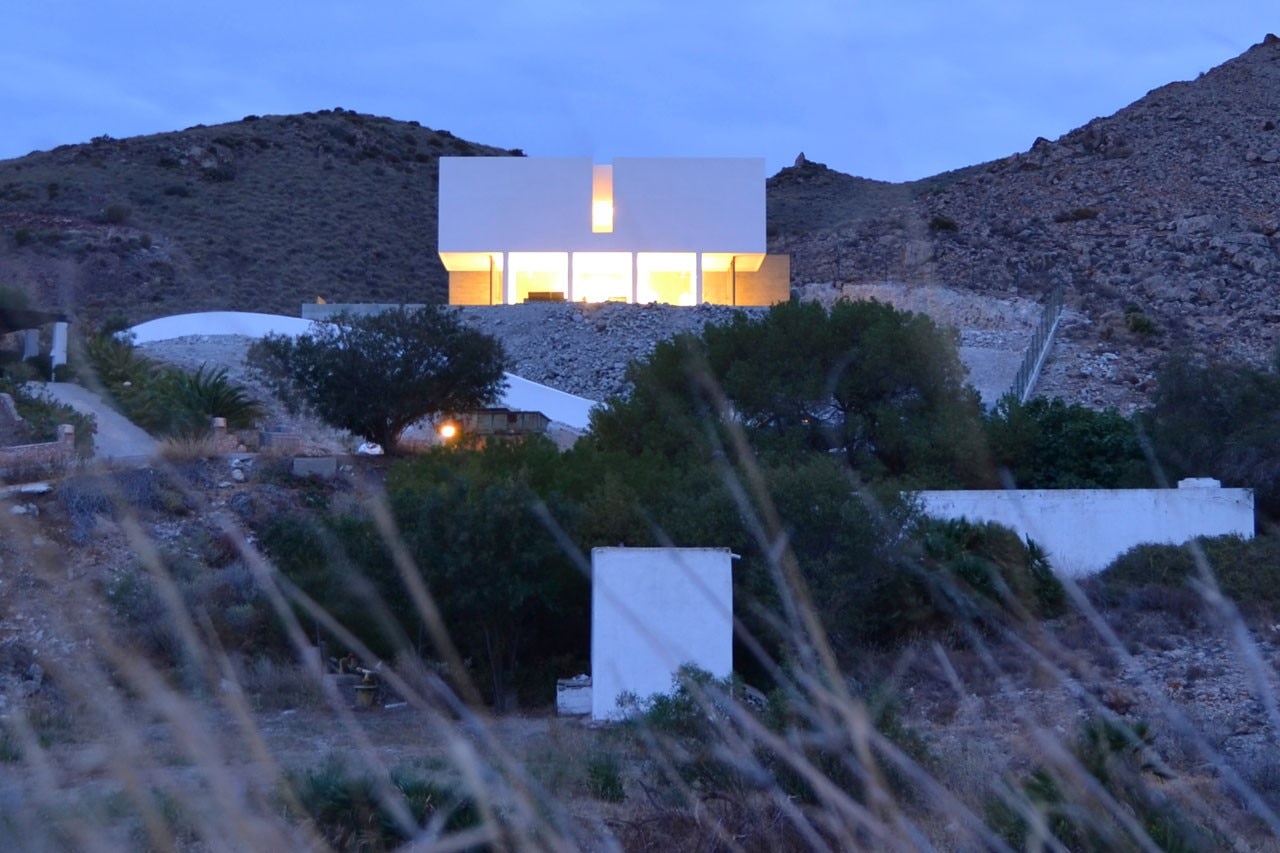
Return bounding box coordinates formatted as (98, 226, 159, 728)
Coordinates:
(1006, 286, 1064, 404)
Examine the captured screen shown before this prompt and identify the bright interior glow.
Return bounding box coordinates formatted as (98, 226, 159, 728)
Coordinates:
(592, 200, 613, 233)
(439, 423, 458, 440)
(591, 165, 613, 233)
(729, 253, 765, 273)
(508, 252, 568, 303)
(637, 252, 696, 305)
(439, 251, 500, 272)
(573, 252, 631, 302)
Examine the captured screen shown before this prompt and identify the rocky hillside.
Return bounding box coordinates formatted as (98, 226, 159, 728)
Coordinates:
(0, 110, 514, 321)
(773, 34, 1280, 408)
(2, 37, 1278, 413)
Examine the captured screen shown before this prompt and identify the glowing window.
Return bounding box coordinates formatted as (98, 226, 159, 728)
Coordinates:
(573, 252, 631, 303)
(508, 252, 568, 303)
(637, 252, 696, 305)
(591, 164, 613, 233)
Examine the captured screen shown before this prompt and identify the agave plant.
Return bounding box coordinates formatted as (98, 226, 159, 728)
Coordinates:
(151, 365, 262, 437)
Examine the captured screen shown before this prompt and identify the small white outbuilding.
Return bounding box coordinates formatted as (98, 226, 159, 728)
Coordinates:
(590, 546, 734, 721)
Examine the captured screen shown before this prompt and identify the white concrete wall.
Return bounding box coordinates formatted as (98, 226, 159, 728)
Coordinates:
(440, 157, 590, 252)
(438, 157, 765, 255)
(611, 158, 764, 252)
(915, 486, 1255, 577)
(591, 547, 733, 721)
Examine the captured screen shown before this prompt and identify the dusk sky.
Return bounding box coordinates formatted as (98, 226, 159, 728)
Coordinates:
(2, 2, 1268, 182)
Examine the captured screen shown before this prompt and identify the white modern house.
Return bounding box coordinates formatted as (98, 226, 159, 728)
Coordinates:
(438, 157, 790, 307)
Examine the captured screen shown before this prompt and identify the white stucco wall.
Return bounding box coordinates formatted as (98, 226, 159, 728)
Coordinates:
(591, 547, 733, 721)
(440, 157, 590, 252)
(611, 158, 765, 252)
(438, 157, 765, 255)
(915, 485, 1255, 577)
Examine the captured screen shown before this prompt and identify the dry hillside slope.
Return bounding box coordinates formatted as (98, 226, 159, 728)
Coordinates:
(773, 34, 1280, 410)
(0, 109, 514, 321)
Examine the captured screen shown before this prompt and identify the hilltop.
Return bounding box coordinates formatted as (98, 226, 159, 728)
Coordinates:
(0, 109, 514, 320)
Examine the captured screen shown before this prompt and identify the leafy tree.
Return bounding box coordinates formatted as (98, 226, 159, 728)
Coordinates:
(589, 299, 987, 486)
(0, 285, 32, 314)
(1144, 350, 1280, 517)
(985, 396, 1154, 489)
(387, 438, 586, 709)
(248, 307, 506, 452)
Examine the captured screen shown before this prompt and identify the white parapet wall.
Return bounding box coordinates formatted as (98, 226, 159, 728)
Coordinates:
(591, 547, 734, 721)
(914, 480, 1255, 577)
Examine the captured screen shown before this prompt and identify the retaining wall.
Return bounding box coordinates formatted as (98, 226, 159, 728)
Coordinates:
(915, 482, 1255, 577)
(0, 424, 76, 476)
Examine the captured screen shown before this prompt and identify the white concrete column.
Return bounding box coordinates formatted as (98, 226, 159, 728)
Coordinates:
(567, 252, 575, 302)
(502, 251, 512, 305)
(631, 253, 639, 304)
(22, 329, 39, 360)
(695, 254, 703, 305)
(51, 322, 68, 368)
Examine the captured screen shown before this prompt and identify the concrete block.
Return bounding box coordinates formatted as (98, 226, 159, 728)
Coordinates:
(292, 456, 337, 479)
(260, 431, 304, 453)
(556, 675, 592, 716)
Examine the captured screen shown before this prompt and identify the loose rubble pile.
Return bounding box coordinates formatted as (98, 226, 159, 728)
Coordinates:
(456, 301, 763, 402)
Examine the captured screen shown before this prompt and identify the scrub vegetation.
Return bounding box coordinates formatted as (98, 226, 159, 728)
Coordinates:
(73, 326, 262, 438)
(4, 299, 1280, 849)
(247, 306, 507, 453)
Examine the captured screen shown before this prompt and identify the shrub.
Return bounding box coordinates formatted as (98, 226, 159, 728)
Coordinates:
(1144, 351, 1280, 517)
(151, 365, 262, 437)
(928, 214, 959, 232)
(200, 165, 236, 182)
(1094, 534, 1280, 617)
(624, 666, 927, 824)
(83, 334, 260, 439)
(3, 383, 96, 456)
(22, 353, 52, 381)
(99, 204, 131, 225)
(985, 396, 1154, 489)
(988, 718, 1212, 850)
(584, 751, 626, 803)
(286, 755, 479, 851)
(1126, 310, 1159, 336)
(916, 518, 1066, 624)
(1053, 207, 1099, 223)
(107, 555, 282, 667)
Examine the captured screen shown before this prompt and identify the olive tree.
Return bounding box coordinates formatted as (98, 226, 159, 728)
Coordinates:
(248, 306, 506, 452)
(590, 299, 987, 486)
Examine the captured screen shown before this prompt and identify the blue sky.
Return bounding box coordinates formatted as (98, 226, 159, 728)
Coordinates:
(0, 2, 1268, 182)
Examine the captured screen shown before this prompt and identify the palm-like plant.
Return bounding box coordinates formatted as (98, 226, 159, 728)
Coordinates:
(152, 365, 262, 437)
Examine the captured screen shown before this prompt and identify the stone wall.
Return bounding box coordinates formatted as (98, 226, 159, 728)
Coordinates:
(0, 424, 76, 477)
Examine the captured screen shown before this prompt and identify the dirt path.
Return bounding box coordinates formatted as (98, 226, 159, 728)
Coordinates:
(34, 382, 159, 462)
